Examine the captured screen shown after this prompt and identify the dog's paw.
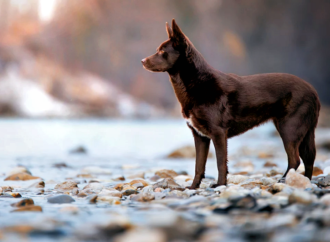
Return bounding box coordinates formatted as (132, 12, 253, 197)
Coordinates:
(210, 184, 221, 188)
(185, 186, 198, 190)
(278, 177, 286, 183)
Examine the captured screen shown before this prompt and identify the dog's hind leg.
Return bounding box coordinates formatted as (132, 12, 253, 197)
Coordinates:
(299, 128, 316, 180)
(188, 126, 211, 189)
(274, 118, 304, 181)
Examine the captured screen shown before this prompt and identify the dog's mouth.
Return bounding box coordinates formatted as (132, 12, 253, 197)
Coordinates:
(142, 63, 163, 73)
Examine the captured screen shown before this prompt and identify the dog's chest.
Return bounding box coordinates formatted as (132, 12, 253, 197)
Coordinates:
(185, 115, 210, 138)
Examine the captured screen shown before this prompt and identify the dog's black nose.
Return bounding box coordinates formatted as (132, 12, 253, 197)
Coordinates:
(141, 58, 146, 64)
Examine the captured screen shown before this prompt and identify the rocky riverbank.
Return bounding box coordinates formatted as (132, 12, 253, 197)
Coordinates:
(1, 161, 330, 242)
(0, 120, 329, 242)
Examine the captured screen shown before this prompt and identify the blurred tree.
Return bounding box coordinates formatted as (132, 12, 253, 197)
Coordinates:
(6, 0, 330, 108)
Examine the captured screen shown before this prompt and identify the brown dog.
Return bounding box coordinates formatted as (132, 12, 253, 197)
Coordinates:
(142, 19, 320, 188)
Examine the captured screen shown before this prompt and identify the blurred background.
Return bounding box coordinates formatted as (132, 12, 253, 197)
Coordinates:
(1, 2, 330, 241)
(0, 0, 329, 122)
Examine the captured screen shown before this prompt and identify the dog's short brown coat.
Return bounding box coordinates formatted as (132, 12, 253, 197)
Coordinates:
(142, 19, 320, 188)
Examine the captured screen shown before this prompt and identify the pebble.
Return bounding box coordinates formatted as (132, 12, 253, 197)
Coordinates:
(261, 177, 276, 186)
(214, 185, 226, 192)
(4, 172, 40, 181)
(126, 172, 145, 179)
(131, 191, 155, 202)
(154, 188, 163, 192)
(227, 174, 249, 184)
(88, 195, 98, 203)
(320, 194, 330, 206)
(81, 183, 104, 194)
(6, 167, 31, 176)
(11, 198, 34, 207)
(113, 176, 126, 181)
(258, 152, 274, 159)
(0, 186, 13, 192)
(114, 228, 166, 242)
(263, 161, 277, 167)
(122, 185, 137, 191)
(155, 169, 178, 178)
(323, 166, 330, 175)
(167, 145, 196, 158)
(285, 169, 313, 189)
(318, 175, 330, 187)
(96, 196, 121, 204)
(53, 162, 70, 168)
(288, 190, 315, 205)
(69, 145, 87, 154)
(153, 178, 183, 191)
(122, 189, 138, 196)
(12, 205, 42, 212)
(48, 195, 75, 204)
(5, 192, 22, 198)
(312, 167, 323, 176)
(266, 168, 283, 177)
(59, 205, 79, 214)
(129, 179, 148, 187)
(149, 175, 161, 182)
(77, 191, 88, 197)
(98, 189, 122, 198)
(54, 181, 78, 193)
(233, 160, 254, 172)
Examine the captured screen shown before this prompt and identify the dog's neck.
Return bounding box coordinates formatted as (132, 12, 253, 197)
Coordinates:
(167, 45, 217, 117)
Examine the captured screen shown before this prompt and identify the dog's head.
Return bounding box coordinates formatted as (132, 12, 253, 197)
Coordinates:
(142, 19, 190, 73)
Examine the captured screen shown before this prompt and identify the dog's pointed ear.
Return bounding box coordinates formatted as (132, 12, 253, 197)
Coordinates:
(171, 19, 186, 42)
(165, 22, 173, 38)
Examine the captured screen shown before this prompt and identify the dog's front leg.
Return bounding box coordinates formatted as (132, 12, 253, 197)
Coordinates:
(211, 129, 228, 187)
(188, 127, 210, 189)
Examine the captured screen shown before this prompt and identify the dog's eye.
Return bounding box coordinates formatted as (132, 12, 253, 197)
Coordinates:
(159, 50, 165, 54)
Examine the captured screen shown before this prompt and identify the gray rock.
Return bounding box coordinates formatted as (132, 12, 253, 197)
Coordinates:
(48, 195, 75, 204)
(318, 175, 330, 187)
(153, 178, 183, 191)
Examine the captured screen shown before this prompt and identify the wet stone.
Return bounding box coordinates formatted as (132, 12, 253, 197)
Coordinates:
(53, 162, 70, 168)
(0, 186, 13, 192)
(48, 195, 75, 204)
(153, 178, 184, 191)
(12, 205, 42, 212)
(113, 176, 125, 181)
(122, 189, 138, 196)
(54, 180, 78, 193)
(7, 166, 32, 176)
(318, 175, 330, 187)
(155, 169, 178, 179)
(288, 190, 315, 205)
(214, 195, 257, 214)
(149, 175, 161, 182)
(285, 169, 313, 189)
(320, 194, 330, 206)
(4, 172, 40, 181)
(5, 192, 22, 198)
(312, 167, 323, 177)
(11, 198, 34, 207)
(69, 145, 87, 154)
(263, 161, 277, 167)
(88, 195, 98, 203)
(96, 196, 121, 204)
(227, 174, 249, 184)
(129, 179, 148, 187)
(126, 172, 145, 179)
